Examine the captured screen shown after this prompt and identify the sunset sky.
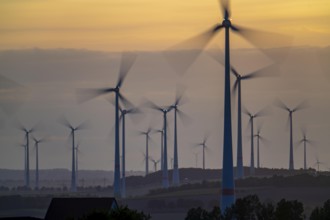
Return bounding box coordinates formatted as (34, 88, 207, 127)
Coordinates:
(1, 0, 330, 174)
(1, 0, 329, 51)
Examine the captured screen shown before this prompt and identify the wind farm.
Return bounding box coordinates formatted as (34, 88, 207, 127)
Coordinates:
(1, 0, 330, 219)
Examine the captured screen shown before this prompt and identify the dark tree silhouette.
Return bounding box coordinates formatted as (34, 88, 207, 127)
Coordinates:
(310, 199, 330, 220)
(274, 199, 304, 220)
(79, 206, 151, 220)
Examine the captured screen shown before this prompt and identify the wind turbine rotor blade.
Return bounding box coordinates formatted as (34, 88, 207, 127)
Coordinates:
(241, 64, 280, 81)
(163, 24, 222, 75)
(274, 99, 290, 111)
(177, 109, 192, 126)
(255, 107, 271, 118)
(301, 126, 307, 139)
(203, 131, 211, 144)
(231, 25, 292, 54)
(58, 116, 73, 129)
(207, 47, 241, 78)
(292, 100, 309, 112)
(143, 99, 163, 112)
(175, 84, 187, 106)
(219, 0, 230, 19)
(106, 96, 123, 112)
(117, 52, 138, 88)
(118, 93, 134, 109)
(76, 88, 115, 104)
(231, 79, 239, 101)
(242, 106, 251, 116)
(75, 120, 90, 131)
(259, 136, 271, 147)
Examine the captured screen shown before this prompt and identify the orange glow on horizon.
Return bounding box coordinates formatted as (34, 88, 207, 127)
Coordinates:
(0, 0, 329, 51)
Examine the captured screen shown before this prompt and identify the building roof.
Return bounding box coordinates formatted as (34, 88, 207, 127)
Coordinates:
(44, 197, 118, 220)
(0, 218, 42, 220)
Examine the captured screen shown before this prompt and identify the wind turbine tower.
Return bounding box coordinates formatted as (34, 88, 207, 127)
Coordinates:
(170, 86, 188, 186)
(276, 100, 307, 170)
(139, 128, 152, 176)
(119, 105, 140, 198)
(20, 127, 33, 188)
(33, 137, 45, 190)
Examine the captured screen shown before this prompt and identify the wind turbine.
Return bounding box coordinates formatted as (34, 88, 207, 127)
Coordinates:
(254, 124, 269, 169)
(19, 126, 34, 188)
(164, 0, 290, 210)
(150, 158, 160, 172)
(139, 127, 153, 176)
(170, 86, 190, 186)
(194, 133, 210, 170)
(33, 136, 46, 190)
(59, 118, 87, 192)
(77, 52, 137, 197)
(297, 128, 314, 170)
(146, 101, 173, 188)
(314, 156, 324, 173)
(275, 100, 308, 171)
(244, 108, 267, 176)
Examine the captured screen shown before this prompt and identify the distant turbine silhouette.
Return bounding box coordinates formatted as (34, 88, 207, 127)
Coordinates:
(59, 117, 87, 192)
(150, 158, 160, 172)
(77, 52, 137, 197)
(275, 100, 308, 170)
(194, 133, 210, 170)
(33, 136, 45, 190)
(146, 100, 173, 188)
(139, 127, 153, 176)
(314, 156, 324, 172)
(297, 128, 314, 170)
(254, 124, 269, 169)
(244, 108, 267, 175)
(170, 85, 189, 186)
(19, 126, 34, 188)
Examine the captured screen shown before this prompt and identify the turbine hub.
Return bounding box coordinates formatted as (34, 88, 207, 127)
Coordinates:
(222, 19, 231, 28)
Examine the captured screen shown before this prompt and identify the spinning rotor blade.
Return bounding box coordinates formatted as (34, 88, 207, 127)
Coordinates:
(274, 99, 290, 111)
(58, 116, 73, 129)
(118, 93, 134, 109)
(117, 52, 138, 88)
(143, 99, 163, 112)
(177, 108, 192, 126)
(231, 25, 292, 56)
(175, 84, 187, 106)
(163, 24, 222, 75)
(254, 107, 271, 118)
(292, 100, 309, 112)
(75, 120, 90, 131)
(76, 87, 115, 104)
(219, 0, 230, 20)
